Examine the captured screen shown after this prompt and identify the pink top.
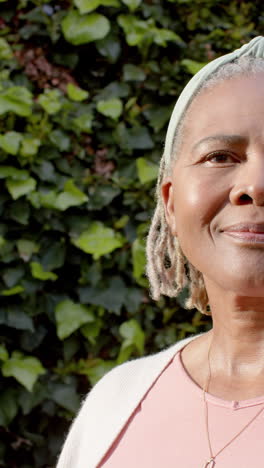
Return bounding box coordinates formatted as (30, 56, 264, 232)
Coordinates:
(99, 347, 264, 468)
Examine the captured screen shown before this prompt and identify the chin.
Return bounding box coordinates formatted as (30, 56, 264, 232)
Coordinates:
(199, 248, 264, 293)
(208, 270, 264, 297)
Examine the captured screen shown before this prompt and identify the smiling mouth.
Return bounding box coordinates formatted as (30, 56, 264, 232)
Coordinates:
(222, 223, 264, 243)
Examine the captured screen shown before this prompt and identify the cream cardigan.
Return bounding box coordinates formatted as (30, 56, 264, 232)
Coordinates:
(56, 332, 204, 468)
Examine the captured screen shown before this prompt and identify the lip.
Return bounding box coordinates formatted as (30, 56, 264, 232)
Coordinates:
(221, 223, 264, 243)
(222, 223, 264, 233)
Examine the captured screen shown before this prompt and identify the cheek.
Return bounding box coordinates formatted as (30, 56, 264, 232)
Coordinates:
(174, 176, 217, 231)
(172, 172, 226, 264)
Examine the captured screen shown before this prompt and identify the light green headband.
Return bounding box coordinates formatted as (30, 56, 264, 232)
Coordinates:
(164, 36, 264, 165)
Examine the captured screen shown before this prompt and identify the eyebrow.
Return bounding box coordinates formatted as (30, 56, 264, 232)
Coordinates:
(192, 134, 247, 153)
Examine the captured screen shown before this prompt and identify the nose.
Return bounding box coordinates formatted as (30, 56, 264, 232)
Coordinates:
(229, 159, 264, 206)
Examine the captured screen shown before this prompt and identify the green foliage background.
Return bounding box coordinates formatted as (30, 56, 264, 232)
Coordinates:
(0, 0, 263, 466)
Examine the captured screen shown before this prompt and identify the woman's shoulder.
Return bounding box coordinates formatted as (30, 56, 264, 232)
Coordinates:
(97, 333, 200, 379)
(56, 332, 204, 468)
(84, 332, 204, 407)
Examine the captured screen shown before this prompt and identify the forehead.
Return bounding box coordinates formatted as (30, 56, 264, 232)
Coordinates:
(180, 72, 264, 153)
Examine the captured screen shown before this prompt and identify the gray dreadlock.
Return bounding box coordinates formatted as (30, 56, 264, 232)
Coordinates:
(146, 55, 264, 315)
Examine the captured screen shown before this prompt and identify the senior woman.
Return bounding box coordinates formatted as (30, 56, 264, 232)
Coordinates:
(57, 36, 264, 468)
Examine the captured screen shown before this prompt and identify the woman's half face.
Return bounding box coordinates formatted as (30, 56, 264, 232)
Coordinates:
(162, 72, 264, 296)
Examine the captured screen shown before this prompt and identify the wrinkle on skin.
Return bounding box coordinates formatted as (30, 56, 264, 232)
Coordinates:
(205, 283, 264, 379)
(162, 73, 264, 390)
(191, 134, 248, 155)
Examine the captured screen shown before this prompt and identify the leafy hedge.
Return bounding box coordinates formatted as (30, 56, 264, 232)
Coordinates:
(0, 0, 263, 466)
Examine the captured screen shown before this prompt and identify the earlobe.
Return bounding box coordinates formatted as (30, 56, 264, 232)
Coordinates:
(161, 178, 177, 236)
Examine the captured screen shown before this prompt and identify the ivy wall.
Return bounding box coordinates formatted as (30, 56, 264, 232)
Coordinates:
(0, 0, 263, 466)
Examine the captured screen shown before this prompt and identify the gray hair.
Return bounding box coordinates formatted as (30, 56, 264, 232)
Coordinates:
(146, 55, 264, 315)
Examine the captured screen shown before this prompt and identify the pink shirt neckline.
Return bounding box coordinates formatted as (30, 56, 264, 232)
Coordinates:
(177, 348, 264, 410)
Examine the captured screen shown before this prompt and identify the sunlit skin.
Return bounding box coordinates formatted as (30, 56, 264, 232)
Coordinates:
(162, 74, 264, 400)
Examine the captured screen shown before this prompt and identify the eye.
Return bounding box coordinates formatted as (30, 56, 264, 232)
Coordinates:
(204, 151, 237, 164)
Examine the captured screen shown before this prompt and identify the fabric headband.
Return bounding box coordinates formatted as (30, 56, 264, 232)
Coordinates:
(163, 35, 264, 165)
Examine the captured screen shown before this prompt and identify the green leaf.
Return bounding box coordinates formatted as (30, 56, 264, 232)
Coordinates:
(2, 352, 45, 392)
(0, 344, 8, 362)
(143, 104, 173, 132)
(127, 126, 154, 150)
(114, 214, 129, 229)
(96, 35, 121, 63)
(1, 285, 24, 296)
(96, 98, 123, 120)
(117, 14, 148, 46)
(62, 10, 110, 45)
(74, 0, 99, 14)
(18, 382, 47, 415)
(55, 299, 95, 340)
(66, 83, 89, 102)
(120, 319, 145, 352)
(0, 239, 16, 264)
(6, 307, 34, 332)
(36, 191, 57, 209)
(6, 177, 37, 200)
(181, 58, 207, 75)
(49, 129, 71, 151)
(136, 157, 158, 183)
(63, 336, 80, 362)
(16, 239, 39, 262)
(0, 131, 22, 155)
(0, 389, 18, 426)
(123, 64, 146, 81)
(28, 181, 88, 211)
(72, 221, 125, 259)
(49, 382, 80, 413)
(41, 241, 65, 271)
(74, 0, 120, 14)
(36, 160, 57, 183)
(0, 166, 29, 180)
(121, 0, 142, 12)
(72, 113, 93, 132)
(10, 201, 29, 225)
(38, 89, 62, 115)
(114, 123, 154, 151)
(132, 237, 146, 280)
(25, 191, 40, 209)
(82, 359, 116, 386)
(6, 202, 29, 227)
(0, 38, 13, 60)
(118, 319, 145, 364)
(87, 185, 121, 210)
(55, 179, 88, 210)
(30, 262, 58, 281)
(20, 326, 47, 353)
(20, 136, 41, 157)
(79, 276, 127, 314)
(81, 318, 103, 345)
(3, 265, 25, 287)
(97, 81, 130, 100)
(118, 15, 183, 47)
(153, 28, 182, 47)
(0, 86, 33, 117)
(100, 0, 120, 6)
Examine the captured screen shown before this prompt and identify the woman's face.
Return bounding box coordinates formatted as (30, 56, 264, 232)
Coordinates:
(162, 72, 264, 296)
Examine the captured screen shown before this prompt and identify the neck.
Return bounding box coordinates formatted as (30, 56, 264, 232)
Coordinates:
(205, 279, 264, 380)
